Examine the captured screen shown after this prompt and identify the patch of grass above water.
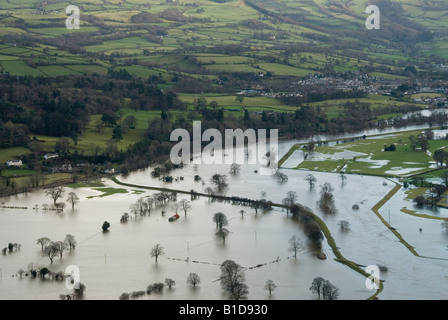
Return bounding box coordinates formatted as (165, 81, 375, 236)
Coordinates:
(67, 180, 105, 188)
(86, 187, 128, 198)
(293, 129, 442, 177)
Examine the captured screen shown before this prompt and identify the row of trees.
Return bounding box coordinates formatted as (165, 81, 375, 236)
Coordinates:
(1, 242, 21, 255)
(119, 274, 201, 300)
(120, 194, 192, 223)
(37, 235, 77, 264)
(44, 186, 79, 209)
(309, 277, 340, 300)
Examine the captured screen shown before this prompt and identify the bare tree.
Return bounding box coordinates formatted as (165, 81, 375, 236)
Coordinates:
(305, 174, 317, 189)
(275, 170, 288, 183)
(66, 192, 79, 209)
(229, 163, 241, 175)
(165, 278, 176, 289)
(322, 280, 340, 300)
(288, 235, 304, 258)
(64, 234, 77, 249)
(43, 242, 60, 264)
(286, 191, 298, 205)
(130, 197, 148, 217)
(213, 212, 228, 232)
(150, 244, 164, 263)
(45, 186, 66, 205)
(210, 173, 228, 192)
(170, 203, 180, 215)
(216, 228, 230, 243)
(318, 182, 336, 214)
(37, 237, 51, 251)
(54, 241, 68, 258)
(220, 260, 248, 300)
(282, 191, 298, 214)
(265, 280, 277, 296)
(309, 277, 326, 299)
(187, 273, 201, 287)
(179, 199, 192, 216)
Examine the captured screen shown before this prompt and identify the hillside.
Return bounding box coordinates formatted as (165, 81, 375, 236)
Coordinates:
(0, 0, 447, 194)
(0, 0, 446, 81)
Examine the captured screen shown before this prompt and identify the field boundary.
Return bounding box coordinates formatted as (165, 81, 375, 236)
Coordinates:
(371, 182, 420, 256)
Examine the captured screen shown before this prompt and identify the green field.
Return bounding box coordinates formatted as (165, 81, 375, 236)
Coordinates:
(291, 129, 447, 177)
(0, 0, 445, 81)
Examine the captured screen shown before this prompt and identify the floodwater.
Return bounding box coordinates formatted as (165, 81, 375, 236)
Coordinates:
(1, 126, 448, 300)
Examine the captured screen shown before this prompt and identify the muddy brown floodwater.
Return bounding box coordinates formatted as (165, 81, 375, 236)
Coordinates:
(1, 133, 447, 300)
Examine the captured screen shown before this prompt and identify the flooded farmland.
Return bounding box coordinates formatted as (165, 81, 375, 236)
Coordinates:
(1, 135, 447, 300)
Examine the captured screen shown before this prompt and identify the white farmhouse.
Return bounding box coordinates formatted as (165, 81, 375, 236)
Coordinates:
(6, 159, 22, 167)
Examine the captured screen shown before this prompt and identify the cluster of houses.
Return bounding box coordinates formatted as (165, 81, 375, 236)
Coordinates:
(5, 153, 59, 168)
(5, 152, 116, 176)
(413, 96, 447, 105)
(235, 73, 448, 106)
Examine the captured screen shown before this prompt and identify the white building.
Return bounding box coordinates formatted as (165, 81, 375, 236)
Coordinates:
(6, 159, 22, 166)
(44, 153, 59, 160)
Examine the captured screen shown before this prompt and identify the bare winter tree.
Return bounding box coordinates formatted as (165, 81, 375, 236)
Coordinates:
(210, 173, 228, 192)
(274, 170, 288, 183)
(45, 186, 66, 205)
(170, 203, 180, 215)
(309, 277, 326, 299)
(288, 235, 304, 258)
(322, 280, 340, 300)
(179, 199, 192, 216)
(150, 244, 165, 263)
(305, 174, 317, 189)
(265, 280, 277, 296)
(43, 242, 60, 264)
(220, 260, 249, 300)
(66, 192, 79, 209)
(187, 273, 201, 287)
(229, 163, 241, 175)
(216, 228, 230, 243)
(286, 191, 298, 205)
(37, 237, 51, 251)
(64, 234, 77, 249)
(213, 212, 228, 232)
(318, 182, 336, 214)
(54, 240, 68, 258)
(165, 278, 176, 289)
(130, 197, 148, 217)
